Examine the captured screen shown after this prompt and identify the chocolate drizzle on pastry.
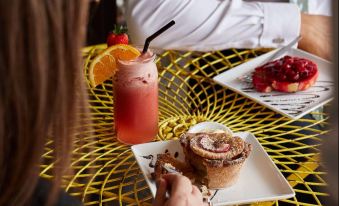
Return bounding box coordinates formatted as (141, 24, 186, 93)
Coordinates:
(141, 155, 155, 168)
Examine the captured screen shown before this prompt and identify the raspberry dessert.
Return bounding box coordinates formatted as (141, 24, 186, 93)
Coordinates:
(252, 55, 319, 93)
(180, 132, 251, 189)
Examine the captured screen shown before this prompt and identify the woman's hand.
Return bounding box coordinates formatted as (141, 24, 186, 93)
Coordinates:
(153, 174, 206, 206)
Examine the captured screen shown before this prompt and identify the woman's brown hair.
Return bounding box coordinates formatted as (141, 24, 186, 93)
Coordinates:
(0, 0, 88, 205)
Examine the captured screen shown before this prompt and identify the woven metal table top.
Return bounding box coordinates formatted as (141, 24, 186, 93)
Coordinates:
(40, 45, 330, 206)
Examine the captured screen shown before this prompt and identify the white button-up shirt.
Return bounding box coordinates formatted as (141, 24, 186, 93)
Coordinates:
(125, 0, 331, 51)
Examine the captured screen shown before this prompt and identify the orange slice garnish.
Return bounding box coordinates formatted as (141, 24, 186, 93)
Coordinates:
(89, 44, 140, 87)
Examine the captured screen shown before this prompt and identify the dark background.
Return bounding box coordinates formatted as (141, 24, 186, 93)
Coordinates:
(87, 0, 118, 45)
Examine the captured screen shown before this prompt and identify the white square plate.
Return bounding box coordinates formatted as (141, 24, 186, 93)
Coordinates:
(131, 132, 295, 205)
(213, 48, 334, 119)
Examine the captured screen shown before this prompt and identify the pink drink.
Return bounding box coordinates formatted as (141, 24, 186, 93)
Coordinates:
(114, 51, 158, 145)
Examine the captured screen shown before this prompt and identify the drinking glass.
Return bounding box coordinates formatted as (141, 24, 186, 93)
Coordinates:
(114, 51, 158, 145)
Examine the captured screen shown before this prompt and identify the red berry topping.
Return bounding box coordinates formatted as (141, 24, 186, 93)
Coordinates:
(252, 55, 318, 93)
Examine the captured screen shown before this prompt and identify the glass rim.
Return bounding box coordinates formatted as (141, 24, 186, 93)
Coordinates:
(117, 49, 156, 65)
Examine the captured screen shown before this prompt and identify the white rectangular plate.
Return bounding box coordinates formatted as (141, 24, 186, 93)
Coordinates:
(131, 132, 295, 206)
(213, 48, 334, 119)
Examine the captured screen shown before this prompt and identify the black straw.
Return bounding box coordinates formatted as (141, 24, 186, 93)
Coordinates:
(142, 20, 176, 54)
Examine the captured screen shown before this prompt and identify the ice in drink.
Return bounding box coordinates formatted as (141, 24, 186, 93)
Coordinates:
(114, 51, 158, 145)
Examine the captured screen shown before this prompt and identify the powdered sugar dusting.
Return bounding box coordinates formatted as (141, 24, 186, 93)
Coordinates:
(199, 137, 230, 153)
(200, 137, 215, 151)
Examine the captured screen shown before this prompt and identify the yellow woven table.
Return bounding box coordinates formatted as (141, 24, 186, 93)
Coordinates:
(41, 45, 330, 206)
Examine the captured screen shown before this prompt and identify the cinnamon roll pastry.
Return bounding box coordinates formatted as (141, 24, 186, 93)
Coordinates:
(180, 132, 251, 189)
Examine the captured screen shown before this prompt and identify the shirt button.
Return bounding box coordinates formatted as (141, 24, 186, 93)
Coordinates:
(272, 38, 285, 44)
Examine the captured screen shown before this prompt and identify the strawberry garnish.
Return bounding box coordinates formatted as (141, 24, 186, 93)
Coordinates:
(107, 25, 129, 46)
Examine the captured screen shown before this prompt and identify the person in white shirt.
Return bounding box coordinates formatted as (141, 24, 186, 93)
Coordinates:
(125, 0, 332, 60)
